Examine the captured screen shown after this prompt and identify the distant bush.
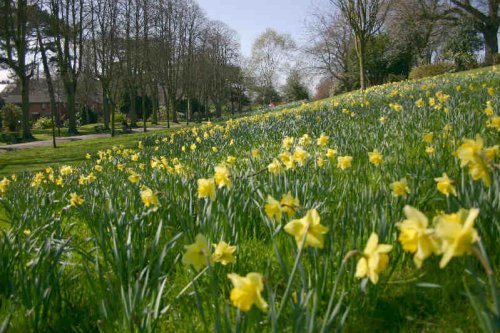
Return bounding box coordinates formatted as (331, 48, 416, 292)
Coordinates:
(0, 103, 22, 131)
(492, 54, 500, 65)
(409, 63, 455, 80)
(33, 116, 54, 129)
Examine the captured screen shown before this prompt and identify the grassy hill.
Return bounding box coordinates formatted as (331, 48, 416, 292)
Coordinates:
(0, 67, 499, 332)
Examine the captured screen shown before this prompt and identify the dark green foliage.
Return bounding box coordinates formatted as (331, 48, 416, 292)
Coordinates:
(282, 70, 310, 102)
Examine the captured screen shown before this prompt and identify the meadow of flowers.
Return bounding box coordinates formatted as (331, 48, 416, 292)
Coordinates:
(0, 67, 499, 332)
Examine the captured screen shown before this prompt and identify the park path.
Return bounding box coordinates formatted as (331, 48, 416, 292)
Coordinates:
(0, 126, 169, 152)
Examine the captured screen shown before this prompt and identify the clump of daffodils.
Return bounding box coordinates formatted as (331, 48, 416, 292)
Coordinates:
(397, 205, 480, 269)
(455, 135, 497, 187)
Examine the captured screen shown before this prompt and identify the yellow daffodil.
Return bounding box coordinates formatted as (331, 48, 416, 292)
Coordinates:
(140, 186, 159, 208)
(397, 206, 439, 268)
(484, 145, 499, 162)
(390, 178, 410, 197)
(426, 146, 435, 155)
(227, 272, 268, 312)
(355, 233, 393, 284)
(326, 148, 337, 160)
(128, 173, 141, 184)
(197, 178, 216, 201)
(434, 173, 457, 197)
(264, 195, 282, 222)
(0, 177, 10, 194)
(69, 193, 84, 207)
(267, 159, 283, 175)
(423, 132, 433, 144)
(415, 98, 424, 108)
(212, 241, 236, 265)
(299, 134, 312, 146)
(226, 155, 236, 165)
(182, 234, 211, 271)
(368, 149, 383, 166)
(284, 209, 329, 249)
(337, 155, 353, 170)
(214, 165, 232, 189)
(282, 136, 294, 149)
(293, 147, 310, 166)
(317, 133, 329, 146)
(434, 208, 480, 268)
(280, 192, 299, 218)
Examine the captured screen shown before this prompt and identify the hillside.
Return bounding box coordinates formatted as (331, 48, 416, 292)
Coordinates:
(0, 67, 499, 332)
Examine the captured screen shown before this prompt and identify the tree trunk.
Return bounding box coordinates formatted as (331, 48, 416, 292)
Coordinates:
(356, 35, 366, 91)
(130, 88, 138, 127)
(152, 89, 158, 125)
(161, 85, 170, 129)
(142, 90, 147, 133)
(483, 24, 499, 65)
(66, 86, 78, 135)
(102, 83, 110, 130)
(20, 76, 32, 139)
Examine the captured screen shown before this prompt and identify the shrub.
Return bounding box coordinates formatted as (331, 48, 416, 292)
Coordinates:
(492, 54, 500, 65)
(33, 116, 54, 129)
(0, 103, 22, 131)
(408, 63, 455, 80)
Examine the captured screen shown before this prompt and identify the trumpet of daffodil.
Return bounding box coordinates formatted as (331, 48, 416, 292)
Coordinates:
(337, 155, 353, 170)
(284, 209, 329, 249)
(182, 234, 211, 271)
(264, 195, 282, 222)
(267, 159, 283, 175)
(197, 178, 216, 201)
(214, 165, 232, 189)
(280, 192, 299, 218)
(69, 193, 84, 207)
(227, 272, 268, 312)
(212, 241, 236, 265)
(140, 186, 159, 208)
(397, 206, 440, 268)
(326, 148, 337, 160)
(368, 149, 383, 166)
(390, 178, 410, 197)
(293, 147, 310, 166)
(317, 133, 329, 146)
(434, 208, 480, 268)
(355, 233, 393, 284)
(434, 173, 457, 197)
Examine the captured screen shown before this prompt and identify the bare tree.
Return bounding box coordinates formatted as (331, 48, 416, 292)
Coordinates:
(331, 0, 390, 90)
(304, 12, 352, 90)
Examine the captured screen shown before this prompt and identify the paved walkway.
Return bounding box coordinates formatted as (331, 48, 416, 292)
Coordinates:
(0, 126, 169, 152)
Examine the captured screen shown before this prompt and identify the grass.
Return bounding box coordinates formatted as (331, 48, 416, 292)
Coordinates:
(0, 66, 499, 332)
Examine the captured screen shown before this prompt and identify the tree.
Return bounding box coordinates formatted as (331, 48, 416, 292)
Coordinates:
(304, 12, 352, 91)
(282, 70, 309, 102)
(250, 28, 295, 104)
(331, 0, 390, 90)
(443, 17, 484, 69)
(450, 0, 499, 65)
(0, 0, 37, 139)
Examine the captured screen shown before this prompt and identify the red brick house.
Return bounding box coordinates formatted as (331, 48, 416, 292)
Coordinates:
(1, 80, 102, 121)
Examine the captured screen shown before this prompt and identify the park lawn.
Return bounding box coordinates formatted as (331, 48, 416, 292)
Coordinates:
(0, 124, 187, 176)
